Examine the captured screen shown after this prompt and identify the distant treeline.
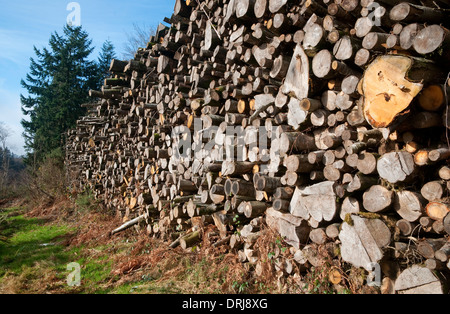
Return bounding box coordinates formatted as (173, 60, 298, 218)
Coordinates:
(0, 147, 25, 195)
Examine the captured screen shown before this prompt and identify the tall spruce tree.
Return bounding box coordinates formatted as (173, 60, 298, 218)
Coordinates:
(97, 40, 117, 86)
(21, 25, 98, 165)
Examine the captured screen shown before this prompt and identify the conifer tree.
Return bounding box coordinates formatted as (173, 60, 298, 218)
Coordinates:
(21, 25, 98, 165)
(97, 40, 117, 86)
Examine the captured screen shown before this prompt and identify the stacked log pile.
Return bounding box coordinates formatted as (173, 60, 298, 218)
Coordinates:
(65, 0, 450, 293)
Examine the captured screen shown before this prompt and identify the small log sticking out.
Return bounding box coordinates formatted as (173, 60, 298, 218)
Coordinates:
(111, 215, 145, 235)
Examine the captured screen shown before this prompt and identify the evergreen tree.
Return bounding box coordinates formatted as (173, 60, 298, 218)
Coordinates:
(97, 40, 117, 86)
(20, 25, 98, 165)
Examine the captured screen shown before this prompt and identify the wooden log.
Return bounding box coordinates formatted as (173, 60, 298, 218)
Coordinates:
(361, 55, 425, 128)
(180, 230, 202, 250)
(279, 132, 317, 156)
(204, 20, 221, 51)
(303, 23, 327, 56)
(347, 173, 378, 193)
(268, 0, 288, 13)
(281, 44, 309, 100)
(389, 3, 445, 24)
(111, 215, 145, 235)
(312, 49, 336, 79)
(255, 176, 282, 193)
(363, 185, 393, 213)
(286, 98, 308, 130)
(299, 98, 322, 112)
(309, 228, 327, 245)
(333, 36, 359, 61)
(340, 196, 360, 221)
(323, 164, 341, 181)
(439, 166, 450, 181)
(274, 186, 294, 200)
(394, 190, 425, 222)
(421, 181, 445, 202)
(339, 215, 391, 271)
(377, 151, 416, 184)
(396, 219, 418, 236)
(356, 152, 377, 175)
(109, 59, 128, 73)
(444, 213, 450, 235)
(273, 198, 290, 212)
(174, 0, 192, 18)
(418, 238, 446, 259)
(325, 223, 341, 240)
(221, 161, 256, 176)
(428, 148, 450, 163)
(265, 207, 310, 249)
(394, 265, 443, 294)
(414, 149, 431, 166)
(435, 241, 450, 262)
(426, 202, 450, 221)
(231, 180, 256, 198)
(236, 0, 256, 18)
(270, 54, 291, 81)
(290, 181, 339, 223)
(399, 23, 423, 51)
(354, 17, 382, 38)
(244, 201, 267, 218)
(425, 258, 446, 271)
(418, 85, 446, 112)
(413, 24, 450, 58)
(284, 154, 317, 173)
(254, 0, 268, 18)
(362, 32, 390, 51)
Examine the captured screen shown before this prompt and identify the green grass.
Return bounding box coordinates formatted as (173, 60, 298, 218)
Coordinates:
(0, 205, 276, 294)
(0, 207, 116, 293)
(0, 206, 150, 294)
(0, 209, 71, 275)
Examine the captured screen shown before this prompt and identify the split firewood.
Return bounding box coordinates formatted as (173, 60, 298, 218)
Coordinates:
(394, 265, 443, 294)
(339, 215, 391, 271)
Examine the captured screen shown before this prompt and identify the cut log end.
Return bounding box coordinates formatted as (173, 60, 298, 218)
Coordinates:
(362, 55, 423, 128)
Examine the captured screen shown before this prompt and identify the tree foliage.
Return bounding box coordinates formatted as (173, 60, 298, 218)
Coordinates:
(97, 40, 117, 86)
(20, 25, 102, 165)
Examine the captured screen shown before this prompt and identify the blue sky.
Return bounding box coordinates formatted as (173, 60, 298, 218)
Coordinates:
(0, 0, 175, 155)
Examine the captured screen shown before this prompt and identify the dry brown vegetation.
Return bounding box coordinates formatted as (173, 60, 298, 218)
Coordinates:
(1, 192, 375, 294)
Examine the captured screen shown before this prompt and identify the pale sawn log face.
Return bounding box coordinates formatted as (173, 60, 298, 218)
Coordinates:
(362, 55, 423, 128)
